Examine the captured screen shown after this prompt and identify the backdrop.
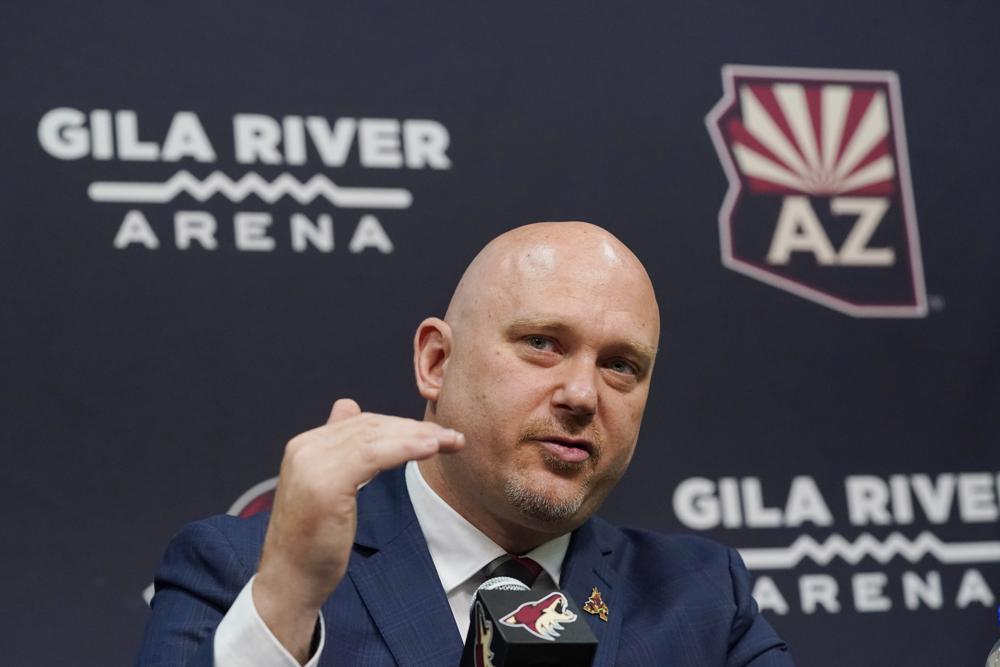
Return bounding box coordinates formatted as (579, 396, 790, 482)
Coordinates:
(3, 2, 998, 665)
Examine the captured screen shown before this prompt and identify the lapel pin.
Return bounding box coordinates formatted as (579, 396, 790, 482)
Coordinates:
(582, 586, 609, 622)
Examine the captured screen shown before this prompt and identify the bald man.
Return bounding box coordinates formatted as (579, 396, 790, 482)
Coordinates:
(137, 223, 792, 666)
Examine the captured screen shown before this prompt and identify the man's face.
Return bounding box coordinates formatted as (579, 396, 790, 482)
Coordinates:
(429, 231, 659, 537)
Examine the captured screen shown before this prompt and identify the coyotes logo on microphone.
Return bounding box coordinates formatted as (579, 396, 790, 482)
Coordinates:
(499, 592, 578, 641)
(706, 64, 928, 317)
(473, 600, 497, 667)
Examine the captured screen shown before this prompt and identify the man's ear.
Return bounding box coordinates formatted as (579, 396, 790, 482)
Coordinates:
(413, 317, 452, 401)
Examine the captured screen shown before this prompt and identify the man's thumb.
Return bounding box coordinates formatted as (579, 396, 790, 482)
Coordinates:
(328, 398, 362, 423)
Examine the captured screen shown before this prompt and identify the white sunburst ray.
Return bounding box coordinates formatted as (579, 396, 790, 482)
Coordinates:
(773, 83, 822, 174)
(820, 85, 851, 174)
(833, 91, 890, 183)
(834, 155, 895, 194)
(732, 143, 813, 192)
(739, 85, 813, 182)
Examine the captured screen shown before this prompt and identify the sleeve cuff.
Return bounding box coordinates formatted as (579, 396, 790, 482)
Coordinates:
(214, 574, 326, 667)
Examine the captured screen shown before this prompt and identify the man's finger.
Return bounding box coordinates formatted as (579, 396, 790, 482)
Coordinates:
(328, 398, 362, 424)
(348, 429, 465, 486)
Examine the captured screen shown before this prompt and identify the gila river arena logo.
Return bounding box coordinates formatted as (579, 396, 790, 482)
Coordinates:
(672, 472, 1000, 617)
(37, 108, 453, 254)
(706, 65, 928, 317)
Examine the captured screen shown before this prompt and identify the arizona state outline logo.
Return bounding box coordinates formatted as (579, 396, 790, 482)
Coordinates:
(706, 64, 928, 317)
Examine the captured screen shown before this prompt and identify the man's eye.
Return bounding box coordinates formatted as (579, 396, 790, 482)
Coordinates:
(606, 358, 638, 375)
(526, 335, 552, 350)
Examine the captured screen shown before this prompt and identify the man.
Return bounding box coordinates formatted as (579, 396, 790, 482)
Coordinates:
(137, 222, 792, 666)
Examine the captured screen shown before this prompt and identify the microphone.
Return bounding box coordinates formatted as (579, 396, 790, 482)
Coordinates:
(459, 576, 598, 666)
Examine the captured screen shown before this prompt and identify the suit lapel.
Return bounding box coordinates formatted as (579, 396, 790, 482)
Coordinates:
(348, 468, 464, 666)
(561, 519, 622, 667)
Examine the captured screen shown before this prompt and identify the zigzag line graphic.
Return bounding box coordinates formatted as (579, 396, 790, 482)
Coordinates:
(87, 171, 413, 209)
(739, 531, 1000, 570)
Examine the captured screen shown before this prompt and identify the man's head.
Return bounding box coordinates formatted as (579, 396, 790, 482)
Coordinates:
(414, 222, 660, 551)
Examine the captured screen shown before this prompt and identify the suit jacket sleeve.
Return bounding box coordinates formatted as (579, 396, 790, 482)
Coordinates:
(135, 517, 259, 667)
(726, 548, 794, 666)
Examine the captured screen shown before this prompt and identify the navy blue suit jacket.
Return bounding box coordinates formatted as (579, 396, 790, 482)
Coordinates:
(137, 467, 792, 666)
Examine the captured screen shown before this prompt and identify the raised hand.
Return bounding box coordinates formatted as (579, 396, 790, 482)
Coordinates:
(252, 399, 465, 662)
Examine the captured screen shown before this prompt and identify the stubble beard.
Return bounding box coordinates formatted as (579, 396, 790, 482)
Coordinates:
(503, 471, 590, 523)
(502, 419, 603, 523)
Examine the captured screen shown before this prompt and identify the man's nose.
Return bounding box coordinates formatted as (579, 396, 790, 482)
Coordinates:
(552, 357, 598, 419)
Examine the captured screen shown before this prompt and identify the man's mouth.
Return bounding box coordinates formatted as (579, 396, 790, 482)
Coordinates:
(534, 437, 594, 464)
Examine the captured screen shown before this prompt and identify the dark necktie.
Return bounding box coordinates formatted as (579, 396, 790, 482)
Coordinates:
(485, 554, 544, 588)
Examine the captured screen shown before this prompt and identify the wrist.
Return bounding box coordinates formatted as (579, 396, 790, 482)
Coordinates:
(252, 571, 324, 664)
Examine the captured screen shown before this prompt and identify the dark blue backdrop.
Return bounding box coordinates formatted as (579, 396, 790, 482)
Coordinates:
(2, 2, 998, 664)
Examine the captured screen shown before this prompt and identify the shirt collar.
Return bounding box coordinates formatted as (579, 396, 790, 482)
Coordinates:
(404, 461, 569, 594)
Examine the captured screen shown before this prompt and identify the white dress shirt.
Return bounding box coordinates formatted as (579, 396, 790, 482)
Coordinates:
(213, 461, 570, 666)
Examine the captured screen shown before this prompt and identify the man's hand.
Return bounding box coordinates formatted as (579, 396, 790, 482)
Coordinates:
(252, 398, 465, 663)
